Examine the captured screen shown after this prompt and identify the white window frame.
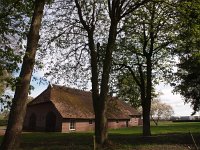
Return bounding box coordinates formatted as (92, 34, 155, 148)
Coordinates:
(69, 120, 76, 131)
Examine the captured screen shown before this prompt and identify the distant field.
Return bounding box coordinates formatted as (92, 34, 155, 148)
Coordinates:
(0, 121, 199, 150)
(110, 121, 200, 135)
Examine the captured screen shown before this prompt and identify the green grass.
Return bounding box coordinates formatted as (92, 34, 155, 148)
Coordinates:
(110, 121, 200, 135)
(0, 121, 200, 150)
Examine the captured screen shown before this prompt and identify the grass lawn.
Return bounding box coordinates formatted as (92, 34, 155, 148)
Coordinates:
(0, 121, 200, 150)
(110, 121, 200, 135)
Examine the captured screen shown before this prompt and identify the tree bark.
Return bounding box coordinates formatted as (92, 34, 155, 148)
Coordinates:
(95, 21, 118, 148)
(142, 56, 152, 136)
(141, 2, 155, 136)
(94, 101, 108, 149)
(141, 90, 151, 136)
(0, 0, 45, 149)
(142, 101, 151, 136)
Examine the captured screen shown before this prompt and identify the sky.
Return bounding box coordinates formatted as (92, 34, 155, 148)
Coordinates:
(155, 83, 194, 116)
(29, 71, 195, 117)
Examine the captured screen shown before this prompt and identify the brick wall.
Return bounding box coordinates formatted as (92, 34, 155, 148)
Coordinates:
(23, 102, 62, 132)
(108, 120, 128, 129)
(62, 120, 94, 132)
(61, 119, 140, 132)
(24, 102, 141, 132)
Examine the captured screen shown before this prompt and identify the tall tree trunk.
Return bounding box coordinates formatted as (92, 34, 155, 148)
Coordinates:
(94, 21, 117, 149)
(138, 63, 151, 136)
(0, 0, 45, 149)
(141, 87, 151, 136)
(94, 100, 108, 149)
(142, 100, 151, 136)
(142, 56, 152, 136)
(75, 1, 149, 148)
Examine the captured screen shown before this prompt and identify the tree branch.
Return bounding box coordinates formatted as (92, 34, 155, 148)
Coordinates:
(120, 0, 150, 20)
(74, 0, 90, 31)
(114, 62, 142, 88)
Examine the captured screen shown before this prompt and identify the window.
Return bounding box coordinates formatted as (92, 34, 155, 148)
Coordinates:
(89, 120, 93, 124)
(69, 120, 75, 130)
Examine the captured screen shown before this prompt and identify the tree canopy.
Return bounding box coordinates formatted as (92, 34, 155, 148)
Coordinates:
(173, 0, 200, 115)
(112, 0, 177, 135)
(1, 0, 200, 149)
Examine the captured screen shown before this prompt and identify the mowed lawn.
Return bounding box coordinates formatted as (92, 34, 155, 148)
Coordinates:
(0, 121, 200, 150)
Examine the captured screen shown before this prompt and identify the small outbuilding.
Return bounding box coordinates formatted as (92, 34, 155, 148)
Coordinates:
(23, 84, 141, 132)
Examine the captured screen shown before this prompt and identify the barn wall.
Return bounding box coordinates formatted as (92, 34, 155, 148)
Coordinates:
(61, 119, 141, 132)
(23, 102, 62, 131)
(61, 119, 94, 132)
(108, 120, 128, 129)
(129, 117, 140, 126)
(24, 102, 141, 132)
(75, 121, 94, 131)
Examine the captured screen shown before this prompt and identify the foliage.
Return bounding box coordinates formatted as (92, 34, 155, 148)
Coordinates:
(0, 1, 45, 114)
(116, 72, 141, 108)
(174, 54, 200, 115)
(0, 0, 46, 149)
(0, 70, 9, 95)
(173, 0, 200, 115)
(40, 0, 151, 146)
(0, 0, 33, 74)
(113, 0, 177, 84)
(39, 0, 95, 87)
(113, 0, 178, 135)
(0, 0, 34, 109)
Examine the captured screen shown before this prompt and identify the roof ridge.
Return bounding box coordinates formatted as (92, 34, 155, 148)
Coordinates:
(28, 86, 51, 105)
(52, 84, 91, 95)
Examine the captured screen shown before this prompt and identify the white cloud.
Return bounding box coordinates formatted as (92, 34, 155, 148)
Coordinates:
(156, 83, 193, 116)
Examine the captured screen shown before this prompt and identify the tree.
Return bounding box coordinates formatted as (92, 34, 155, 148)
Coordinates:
(75, 1, 151, 148)
(115, 71, 141, 108)
(0, 0, 35, 111)
(0, 0, 46, 149)
(0, 70, 9, 96)
(113, 0, 177, 135)
(173, 0, 200, 115)
(151, 98, 174, 125)
(174, 54, 200, 115)
(39, 0, 150, 148)
(0, 0, 33, 75)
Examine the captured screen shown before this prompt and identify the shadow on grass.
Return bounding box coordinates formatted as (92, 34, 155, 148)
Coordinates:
(1, 123, 200, 150)
(110, 133, 200, 145)
(0, 132, 196, 150)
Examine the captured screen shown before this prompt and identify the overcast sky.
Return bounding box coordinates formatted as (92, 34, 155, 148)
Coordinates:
(155, 83, 194, 116)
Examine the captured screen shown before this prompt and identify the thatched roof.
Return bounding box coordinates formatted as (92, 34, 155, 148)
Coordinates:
(28, 84, 140, 120)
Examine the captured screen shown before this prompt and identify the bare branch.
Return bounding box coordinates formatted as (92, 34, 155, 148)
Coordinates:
(74, 0, 90, 31)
